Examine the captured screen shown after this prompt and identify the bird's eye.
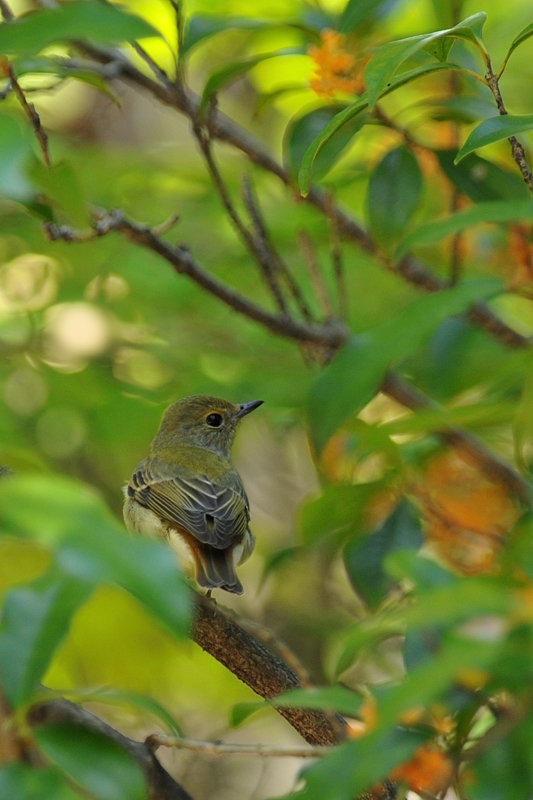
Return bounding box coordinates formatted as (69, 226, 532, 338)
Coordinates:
(206, 413, 223, 428)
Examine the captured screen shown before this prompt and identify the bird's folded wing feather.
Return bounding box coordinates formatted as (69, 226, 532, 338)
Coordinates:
(128, 459, 249, 548)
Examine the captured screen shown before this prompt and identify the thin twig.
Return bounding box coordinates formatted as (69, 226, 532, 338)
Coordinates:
(298, 230, 335, 318)
(325, 193, 348, 319)
(130, 42, 170, 86)
(241, 176, 289, 314)
(147, 733, 333, 758)
(485, 59, 533, 193)
(1, 60, 50, 166)
(43, 212, 348, 348)
(0, 0, 14, 21)
(67, 42, 531, 353)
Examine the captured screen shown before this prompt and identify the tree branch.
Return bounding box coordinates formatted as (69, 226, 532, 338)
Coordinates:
(27, 696, 195, 800)
(68, 42, 531, 352)
(0, 60, 50, 166)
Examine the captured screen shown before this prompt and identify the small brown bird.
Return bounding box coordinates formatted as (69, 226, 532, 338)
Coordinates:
(123, 394, 263, 595)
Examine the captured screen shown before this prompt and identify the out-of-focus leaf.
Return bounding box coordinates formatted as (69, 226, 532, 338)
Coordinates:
(513, 371, 533, 470)
(285, 105, 367, 184)
(338, 0, 390, 33)
(468, 713, 533, 800)
(430, 95, 499, 124)
(436, 150, 528, 202)
(35, 724, 146, 800)
(0, 1, 159, 57)
(500, 21, 533, 77)
(308, 279, 502, 453)
(364, 13, 487, 108)
(14, 57, 121, 104)
(261, 546, 301, 585)
(298, 61, 460, 195)
(28, 159, 88, 228)
(300, 482, 384, 546)
(367, 145, 422, 248)
(344, 501, 423, 609)
(0, 567, 93, 708)
(380, 400, 515, 437)
(0, 113, 34, 200)
(0, 763, 79, 800)
(455, 114, 533, 163)
(0, 475, 191, 637)
(200, 49, 304, 113)
(64, 688, 183, 736)
(182, 16, 271, 54)
(232, 685, 363, 728)
(289, 726, 426, 800)
(396, 200, 533, 259)
(384, 550, 456, 591)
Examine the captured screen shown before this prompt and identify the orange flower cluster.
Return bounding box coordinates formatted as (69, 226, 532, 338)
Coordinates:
(390, 745, 453, 794)
(309, 29, 362, 98)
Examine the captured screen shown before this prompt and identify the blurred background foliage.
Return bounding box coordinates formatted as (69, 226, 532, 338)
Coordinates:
(3, 0, 533, 798)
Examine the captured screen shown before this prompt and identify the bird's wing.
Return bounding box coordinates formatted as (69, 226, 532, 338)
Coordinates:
(127, 458, 250, 548)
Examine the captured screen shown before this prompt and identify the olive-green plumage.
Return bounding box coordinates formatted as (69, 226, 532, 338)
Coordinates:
(123, 395, 263, 595)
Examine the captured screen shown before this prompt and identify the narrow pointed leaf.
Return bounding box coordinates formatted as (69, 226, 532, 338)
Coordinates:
(396, 200, 533, 259)
(308, 279, 502, 453)
(0, 1, 158, 57)
(455, 114, 533, 163)
(501, 22, 533, 70)
(367, 145, 422, 248)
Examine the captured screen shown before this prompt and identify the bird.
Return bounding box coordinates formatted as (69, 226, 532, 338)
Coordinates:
(123, 394, 263, 595)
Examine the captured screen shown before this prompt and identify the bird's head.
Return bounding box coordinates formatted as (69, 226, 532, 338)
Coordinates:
(152, 395, 263, 457)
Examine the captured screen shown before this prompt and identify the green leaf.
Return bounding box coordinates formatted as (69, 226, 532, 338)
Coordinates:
(0, 1, 159, 57)
(380, 400, 515, 437)
(293, 727, 426, 800)
(343, 500, 423, 609)
(300, 482, 383, 546)
(436, 149, 528, 202)
(63, 689, 183, 736)
(308, 279, 502, 453)
(367, 145, 422, 248)
(0, 566, 93, 708)
(0, 113, 34, 201)
(338, 0, 389, 34)
(0, 763, 79, 800)
(182, 15, 270, 55)
(232, 685, 363, 728)
(28, 159, 88, 228)
(402, 577, 513, 630)
(285, 105, 367, 184)
(35, 723, 146, 800)
(297, 61, 460, 195)
(456, 114, 533, 163)
(364, 13, 487, 109)
(0, 475, 191, 637)
(396, 200, 533, 259)
(200, 49, 303, 113)
(500, 22, 533, 77)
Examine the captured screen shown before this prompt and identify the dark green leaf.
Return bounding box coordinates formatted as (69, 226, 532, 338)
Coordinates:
(0, 1, 158, 57)
(200, 49, 304, 113)
(338, 0, 389, 34)
(396, 200, 533, 259)
(367, 145, 422, 248)
(0, 763, 79, 800)
(436, 149, 528, 202)
(300, 482, 383, 546)
(285, 105, 367, 184)
(35, 723, 146, 800)
(0, 475, 191, 637)
(364, 13, 487, 109)
(308, 279, 502, 453)
(0, 567, 93, 707)
(471, 715, 533, 800)
(298, 61, 461, 195)
(28, 159, 88, 228)
(455, 114, 533, 163)
(293, 727, 426, 800)
(344, 501, 423, 609)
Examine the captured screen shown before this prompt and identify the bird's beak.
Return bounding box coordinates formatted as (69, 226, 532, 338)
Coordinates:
(236, 400, 264, 419)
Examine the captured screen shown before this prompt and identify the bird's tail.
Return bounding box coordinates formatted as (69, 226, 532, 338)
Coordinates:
(195, 543, 244, 595)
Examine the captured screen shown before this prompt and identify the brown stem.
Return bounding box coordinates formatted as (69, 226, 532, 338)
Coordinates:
(1, 60, 50, 166)
(485, 60, 533, 193)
